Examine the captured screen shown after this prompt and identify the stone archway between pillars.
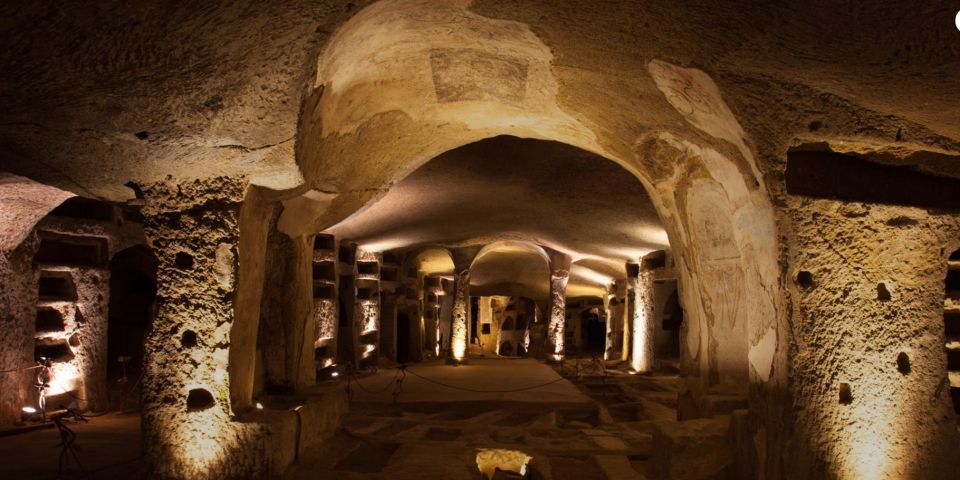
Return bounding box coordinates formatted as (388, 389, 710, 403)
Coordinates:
(139, 1, 785, 477)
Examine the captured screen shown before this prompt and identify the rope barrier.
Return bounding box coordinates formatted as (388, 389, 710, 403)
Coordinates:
(342, 362, 570, 396)
(0, 365, 43, 375)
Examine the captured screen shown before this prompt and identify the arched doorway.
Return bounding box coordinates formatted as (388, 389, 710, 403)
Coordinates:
(107, 245, 158, 408)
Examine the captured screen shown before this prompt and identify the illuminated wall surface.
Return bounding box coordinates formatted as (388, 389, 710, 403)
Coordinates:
(629, 271, 656, 373)
(547, 273, 570, 360)
(450, 271, 470, 361)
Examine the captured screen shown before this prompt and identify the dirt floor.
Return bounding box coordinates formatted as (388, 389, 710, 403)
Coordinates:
(0, 411, 143, 480)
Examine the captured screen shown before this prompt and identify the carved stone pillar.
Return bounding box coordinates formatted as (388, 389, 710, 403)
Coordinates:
(449, 268, 470, 362)
(139, 177, 261, 478)
(546, 251, 572, 361)
(628, 261, 657, 373)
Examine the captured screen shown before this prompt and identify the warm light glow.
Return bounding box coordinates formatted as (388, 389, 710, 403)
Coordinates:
(629, 272, 654, 373)
(21, 406, 36, 414)
(255, 402, 263, 410)
(476, 448, 532, 479)
(451, 272, 470, 361)
(331, 371, 339, 378)
(46, 363, 80, 395)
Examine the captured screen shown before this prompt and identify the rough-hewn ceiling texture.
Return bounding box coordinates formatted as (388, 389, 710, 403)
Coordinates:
(1, 0, 957, 202)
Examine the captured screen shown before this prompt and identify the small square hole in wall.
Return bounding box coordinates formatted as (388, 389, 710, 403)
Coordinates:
(482, 324, 491, 335)
(839, 383, 853, 405)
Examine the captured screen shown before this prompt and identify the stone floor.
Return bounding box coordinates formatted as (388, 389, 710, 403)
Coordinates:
(0, 358, 710, 479)
(289, 357, 687, 479)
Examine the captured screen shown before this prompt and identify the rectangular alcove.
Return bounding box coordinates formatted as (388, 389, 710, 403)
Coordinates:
(312, 261, 336, 282)
(49, 197, 116, 222)
(34, 338, 74, 362)
(381, 253, 400, 266)
(338, 245, 355, 264)
(357, 284, 379, 300)
(36, 307, 65, 333)
(381, 267, 398, 282)
(38, 271, 77, 301)
(314, 234, 335, 251)
(357, 261, 379, 277)
(313, 283, 336, 300)
(785, 149, 960, 210)
(424, 276, 441, 290)
(35, 232, 108, 267)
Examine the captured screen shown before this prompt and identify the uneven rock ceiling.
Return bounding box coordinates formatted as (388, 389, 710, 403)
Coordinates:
(327, 136, 667, 297)
(0, 0, 958, 296)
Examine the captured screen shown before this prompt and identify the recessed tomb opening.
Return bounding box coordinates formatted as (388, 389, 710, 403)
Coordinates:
(313, 234, 335, 251)
(312, 261, 336, 282)
(35, 339, 73, 362)
(357, 261, 379, 276)
(313, 283, 336, 300)
(49, 196, 116, 221)
(35, 233, 108, 267)
(38, 271, 77, 301)
(944, 248, 960, 416)
(35, 308, 65, 333)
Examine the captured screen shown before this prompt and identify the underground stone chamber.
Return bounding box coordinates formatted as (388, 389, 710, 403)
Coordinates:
(1, 1, 959, 479)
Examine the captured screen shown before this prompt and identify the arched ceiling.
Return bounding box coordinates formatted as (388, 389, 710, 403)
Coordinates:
(326, 136, 667, 295)
(470, 246, 550, 299)
(413, 247, 455, 276)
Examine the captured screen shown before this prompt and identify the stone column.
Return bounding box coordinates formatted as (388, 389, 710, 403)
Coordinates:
(546, 251, 572, 362)
(448, 247, 479, 363)
(0, 240, 39, 424)
(449, 269, 470, 362)
(139, 177, 259, 478)
(628, 261, 657, 373)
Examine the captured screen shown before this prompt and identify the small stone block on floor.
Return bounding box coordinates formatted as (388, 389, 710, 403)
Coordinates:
(594, 454, 646, 480)
(651, 416, 733, 480)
